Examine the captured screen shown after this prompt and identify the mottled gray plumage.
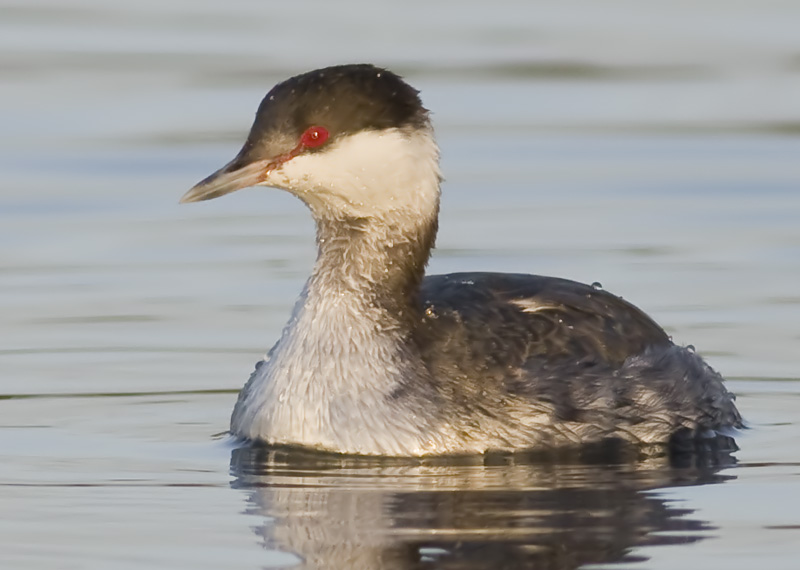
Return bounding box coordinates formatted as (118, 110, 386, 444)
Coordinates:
(414, 273, 741, 448)
(181, 64, 742, 456)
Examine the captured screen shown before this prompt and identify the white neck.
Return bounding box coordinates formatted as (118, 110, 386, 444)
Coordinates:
(230, 127, 446, 455)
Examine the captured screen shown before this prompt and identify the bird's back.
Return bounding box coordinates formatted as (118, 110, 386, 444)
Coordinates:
(414, 273, 742, 449)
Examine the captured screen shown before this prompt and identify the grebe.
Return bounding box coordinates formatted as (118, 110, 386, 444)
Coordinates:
(181, 64, 741, 456)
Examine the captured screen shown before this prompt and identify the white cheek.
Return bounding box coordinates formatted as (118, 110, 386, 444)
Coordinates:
(276, 128, 441, 218)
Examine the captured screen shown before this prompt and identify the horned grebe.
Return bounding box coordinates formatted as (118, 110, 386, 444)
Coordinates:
(181, 64, 742, 456)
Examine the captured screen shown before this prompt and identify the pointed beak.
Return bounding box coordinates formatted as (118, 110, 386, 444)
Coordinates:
(180, 158, 272, 204)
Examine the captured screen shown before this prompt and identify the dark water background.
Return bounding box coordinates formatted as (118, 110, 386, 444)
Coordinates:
(2, 1, 800, 568)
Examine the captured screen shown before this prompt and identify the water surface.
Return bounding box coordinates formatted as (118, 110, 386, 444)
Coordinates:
(2, 1, 800, 568)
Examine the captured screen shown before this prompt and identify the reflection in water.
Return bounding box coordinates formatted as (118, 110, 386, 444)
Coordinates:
(231, 443, 737, 569)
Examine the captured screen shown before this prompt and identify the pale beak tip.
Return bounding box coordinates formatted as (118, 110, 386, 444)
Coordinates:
(179, 183, 211, 205)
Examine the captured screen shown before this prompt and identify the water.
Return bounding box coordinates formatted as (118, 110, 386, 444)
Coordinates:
(2, 1, 800, 568)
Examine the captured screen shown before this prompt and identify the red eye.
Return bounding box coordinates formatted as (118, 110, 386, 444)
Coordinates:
(300, 126, 330, 148)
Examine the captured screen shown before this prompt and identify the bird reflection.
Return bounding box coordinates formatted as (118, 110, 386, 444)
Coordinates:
(230, 441, 737, 570)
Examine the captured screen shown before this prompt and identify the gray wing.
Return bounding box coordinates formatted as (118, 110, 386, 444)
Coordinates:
(414, 272, 741, 438)
(416, 272, 670, 371)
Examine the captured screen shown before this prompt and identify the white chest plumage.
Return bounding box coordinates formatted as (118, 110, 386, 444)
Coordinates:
(230, 279, 439, 455)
